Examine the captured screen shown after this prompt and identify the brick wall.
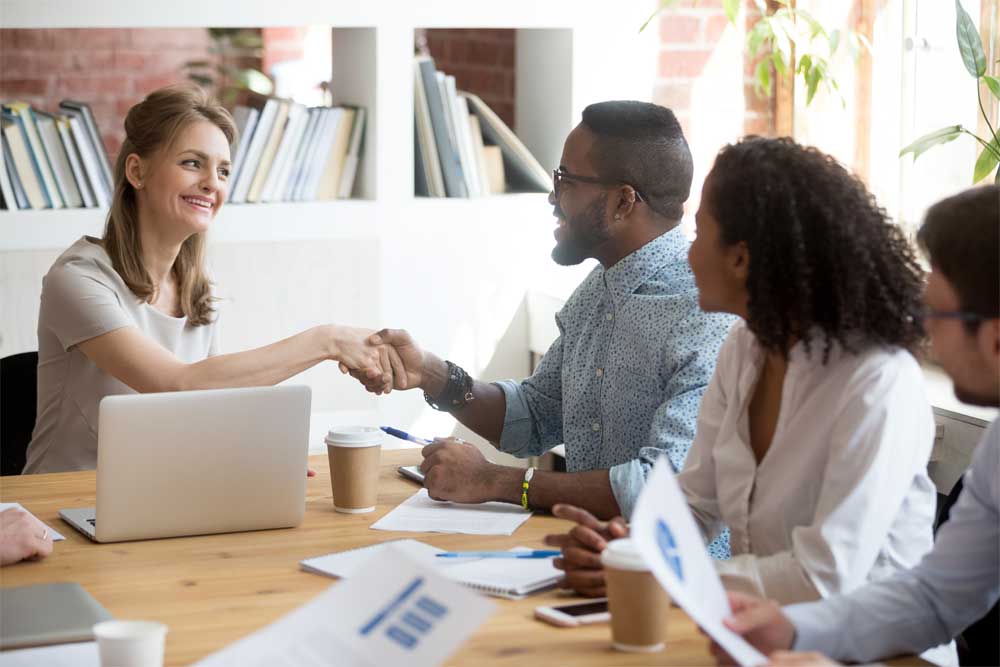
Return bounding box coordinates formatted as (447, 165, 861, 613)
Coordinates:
(654, 0, 772, 138)
(0, 29, 213, 160)
(423, 29, 516, 128)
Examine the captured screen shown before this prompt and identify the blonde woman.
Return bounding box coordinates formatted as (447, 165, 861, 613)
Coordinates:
(24, 85, 396, 474)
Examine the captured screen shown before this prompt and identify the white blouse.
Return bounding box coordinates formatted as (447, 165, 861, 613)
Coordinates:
(678, 322, 938, 604)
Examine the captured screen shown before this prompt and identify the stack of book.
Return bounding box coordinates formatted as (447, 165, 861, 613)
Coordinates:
(228, 100, 366, 204)
(1, 100, 113, 210)
(414, 56, 550, 198)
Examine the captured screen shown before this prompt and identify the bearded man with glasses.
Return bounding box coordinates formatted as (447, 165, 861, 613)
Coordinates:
(351, 102, 734, 555)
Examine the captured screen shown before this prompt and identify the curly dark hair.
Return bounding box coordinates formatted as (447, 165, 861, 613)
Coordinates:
(705, 136, 925, 359)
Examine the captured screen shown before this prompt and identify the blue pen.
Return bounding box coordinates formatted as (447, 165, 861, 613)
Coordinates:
(435, 550, 562, 559)
(380, 426, 432, 446)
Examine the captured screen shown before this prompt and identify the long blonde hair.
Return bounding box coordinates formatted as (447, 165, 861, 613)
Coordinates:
(103, 84, 236, 326)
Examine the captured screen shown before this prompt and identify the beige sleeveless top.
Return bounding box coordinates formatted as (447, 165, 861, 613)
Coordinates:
(23, 237, 219, 474)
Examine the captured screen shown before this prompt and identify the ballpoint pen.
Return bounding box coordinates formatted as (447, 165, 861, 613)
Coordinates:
(435, 550, 562, 559)
(380, 426, 432, 446)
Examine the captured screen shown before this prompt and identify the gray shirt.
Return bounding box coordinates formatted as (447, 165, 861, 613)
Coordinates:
(494, 227, 736, 531)
(785, 418, 999, 665)
(24, 237, 219, 474)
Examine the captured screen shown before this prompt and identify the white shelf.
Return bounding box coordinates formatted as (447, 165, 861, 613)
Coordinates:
(0, 200, 381, 250)
(1, 0, 591, 29)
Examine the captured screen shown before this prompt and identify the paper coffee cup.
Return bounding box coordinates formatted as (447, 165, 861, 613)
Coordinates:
(601, 538, 670, 652)
(93, 620, 167, 667)
(326, 426, 382, 514)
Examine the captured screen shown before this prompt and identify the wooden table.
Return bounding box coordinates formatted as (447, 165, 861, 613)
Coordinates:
(1, 451, 927, 666)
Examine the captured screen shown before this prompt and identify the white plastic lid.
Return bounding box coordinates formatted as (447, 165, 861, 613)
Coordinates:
(325, 426, 382, 447)
(601, 538, 649, 572)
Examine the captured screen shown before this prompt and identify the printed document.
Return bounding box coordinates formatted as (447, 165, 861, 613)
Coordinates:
(370, 489, 531, 536)
(197, 545, 495, 667)
(631, 457, 766, 667)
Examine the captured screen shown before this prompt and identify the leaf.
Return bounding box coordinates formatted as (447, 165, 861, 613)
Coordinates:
(233, 69, 274, 95)
(723, 0, 740, 24)
(899, 125, 964, 160)
(973, 137, 1000, 183)
(747, 20, 772, 56)
(794, 8, 826, 41)
(183, 60, 213, 70)
(985, 76, 1000, 99)
(752, 0, 768, 14)
(797, 53, 813, 75)
(955, 0, 987, 77)
(805, 64, 822, 104)
(829, 29, 841, 54)
(771, 51, 788, 78)
(755, 57, 773, 96)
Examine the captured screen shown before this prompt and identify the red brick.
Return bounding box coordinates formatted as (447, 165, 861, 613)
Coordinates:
(0, 77, 48, 96)
(263, 27, 307, 41)
(499, 44, 514, 68)
(133, 29, 207, 50)
(1, 30, 55, 50)
(660, 15, 701, 43)
(55, 74, 126, 96)
(66, 50, 115, 73)
(743, 115, 772, 136)
(133, 72, 186, 95)
(51, 29, 129, 50)
(113, 50, 155, 71)
(653, 81, 692, 112)
(658, 48, 713, 78)
(0, 51, 65, 77)
(705, 13, 732, 43)
(466, 40, 500, 66)
(745, 82, 771, 114)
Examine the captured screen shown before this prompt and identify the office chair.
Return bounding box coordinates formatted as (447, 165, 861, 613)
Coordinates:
(935, 476, 999, 667)
(1, 351, 38, 475)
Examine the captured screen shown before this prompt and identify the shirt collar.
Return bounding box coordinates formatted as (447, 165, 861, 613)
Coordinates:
(601, 227, 687, 305)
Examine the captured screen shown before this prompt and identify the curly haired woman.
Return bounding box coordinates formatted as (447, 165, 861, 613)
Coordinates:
(546, 137, 953, 664)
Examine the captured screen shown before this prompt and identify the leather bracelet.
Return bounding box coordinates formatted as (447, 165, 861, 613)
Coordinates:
(424, 360, 475, 412)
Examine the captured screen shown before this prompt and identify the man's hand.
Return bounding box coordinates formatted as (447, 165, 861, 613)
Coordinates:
(344, 328, 427, 395)
(542, 504, 628, 597)
(0, 508, 53, 566)
(420, 438, 514, 504)
(709, 592, 797, 665)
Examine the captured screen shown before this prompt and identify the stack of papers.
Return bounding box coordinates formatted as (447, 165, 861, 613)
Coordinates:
(370, 489, 530, 536)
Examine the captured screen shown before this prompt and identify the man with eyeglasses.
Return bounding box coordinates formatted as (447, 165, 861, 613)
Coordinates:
(712, 185, 999, 667)
(351, 102, 734, 546)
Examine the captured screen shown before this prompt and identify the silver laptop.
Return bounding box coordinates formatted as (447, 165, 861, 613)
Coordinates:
(60, 385, 311, 543)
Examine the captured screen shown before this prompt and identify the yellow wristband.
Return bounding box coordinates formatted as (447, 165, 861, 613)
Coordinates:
(521, 467, 535, 510)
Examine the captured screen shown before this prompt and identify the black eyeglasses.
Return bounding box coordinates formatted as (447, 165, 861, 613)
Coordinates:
(919, 308, 988, 325)
(552, 168, 647, 203)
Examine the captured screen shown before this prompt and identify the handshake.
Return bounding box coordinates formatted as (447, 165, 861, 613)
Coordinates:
(333, 327, 429, 396)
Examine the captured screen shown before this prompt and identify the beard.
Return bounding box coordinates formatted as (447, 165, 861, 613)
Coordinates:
(551, 194, 612, 266)
(952, 384, 1000, 407)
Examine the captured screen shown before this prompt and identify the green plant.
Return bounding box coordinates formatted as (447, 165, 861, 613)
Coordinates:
(899, 1, 999, 184)
(642, 0, 870, 105)
(183, 28, 274, 105)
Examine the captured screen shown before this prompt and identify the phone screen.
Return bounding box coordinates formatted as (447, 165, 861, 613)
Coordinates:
(556, 600, 609, 617)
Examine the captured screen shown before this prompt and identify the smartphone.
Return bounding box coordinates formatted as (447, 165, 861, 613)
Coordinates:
(398, 465, 425, 484)
(534, 598, 610, 627)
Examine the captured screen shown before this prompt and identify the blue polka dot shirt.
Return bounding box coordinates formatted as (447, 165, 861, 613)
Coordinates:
(495, 227, 734, 559)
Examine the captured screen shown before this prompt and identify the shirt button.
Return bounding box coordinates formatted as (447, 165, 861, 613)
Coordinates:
(592, 423, 601, 432)
(605, 312, 613, 321)
(595, 368, 604, 377)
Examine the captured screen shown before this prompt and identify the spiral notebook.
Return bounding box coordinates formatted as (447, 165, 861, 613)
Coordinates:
(300, 539, 560, 600)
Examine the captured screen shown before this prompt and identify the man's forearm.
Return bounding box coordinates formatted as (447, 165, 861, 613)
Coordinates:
(421, 353, 507, 443)
(487, 467, 622, 520)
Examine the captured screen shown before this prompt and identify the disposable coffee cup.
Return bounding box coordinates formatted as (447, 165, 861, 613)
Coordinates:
(326, 426, 382, 513)
(93, 620, 167, 667)
(601, 538, 670, 652)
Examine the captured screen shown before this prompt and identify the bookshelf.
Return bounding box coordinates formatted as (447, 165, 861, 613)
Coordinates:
(1, 0, 659, 433)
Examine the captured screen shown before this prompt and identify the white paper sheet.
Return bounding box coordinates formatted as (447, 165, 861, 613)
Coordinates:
(0, 503, 66, 541)
(0, 641, 99, 667)
(631, 457, 766, 667)
(370, 489, 531, 536)
(197, 545, 495, 667)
